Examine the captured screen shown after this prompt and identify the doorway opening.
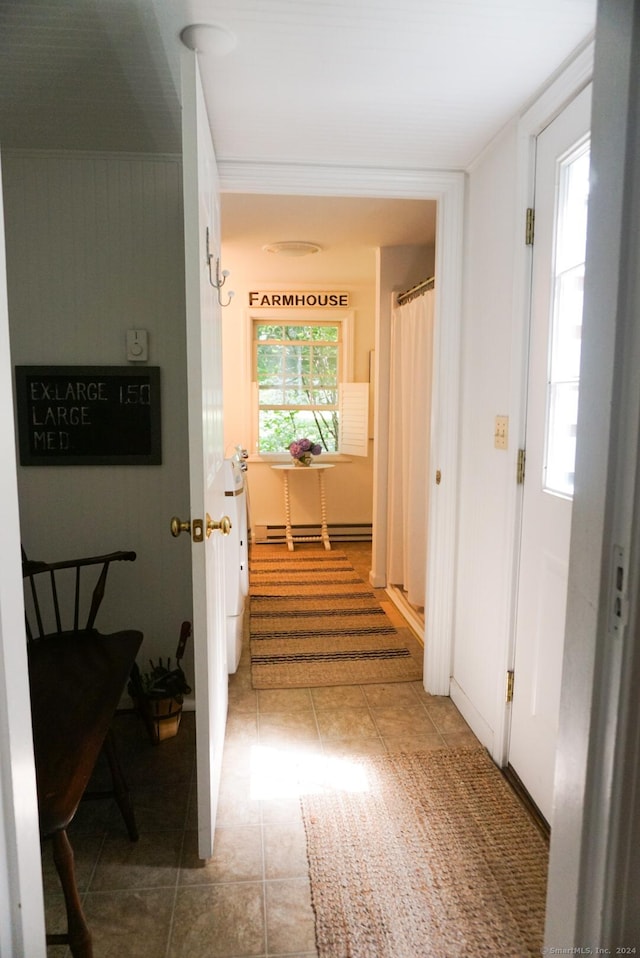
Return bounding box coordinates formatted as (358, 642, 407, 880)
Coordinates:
(219, 172, 464, 697)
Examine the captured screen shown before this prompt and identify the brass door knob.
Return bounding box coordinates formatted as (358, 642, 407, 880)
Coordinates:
(206, 514, 232, 538)
(170, 516, 191, 537)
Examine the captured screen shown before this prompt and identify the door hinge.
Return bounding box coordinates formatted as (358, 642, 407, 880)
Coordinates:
(506, 670, 515, 703)
(525, 207, 535, 245)
(517, 448, 526, 484)
(609, 545, 629, 638)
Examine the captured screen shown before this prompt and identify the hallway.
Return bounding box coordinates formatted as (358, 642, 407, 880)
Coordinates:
(43, 543, 479, 957)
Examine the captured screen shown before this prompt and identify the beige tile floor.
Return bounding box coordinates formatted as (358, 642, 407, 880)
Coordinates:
(42, 543, 478, 957)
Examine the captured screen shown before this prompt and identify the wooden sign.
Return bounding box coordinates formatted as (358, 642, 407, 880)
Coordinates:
(248, 291, 350, 308)
(15, 366, 162, 465)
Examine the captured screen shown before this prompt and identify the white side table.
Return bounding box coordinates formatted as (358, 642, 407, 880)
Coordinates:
(271, 463, 335, 551)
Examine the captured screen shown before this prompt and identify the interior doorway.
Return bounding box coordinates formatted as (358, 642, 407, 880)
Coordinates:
(219, 169, 464, 696)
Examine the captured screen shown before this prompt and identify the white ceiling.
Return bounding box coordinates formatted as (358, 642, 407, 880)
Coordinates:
(0, 0, 596, 250)
(221, 193, 438, 252)
(181, 0, 596, 171)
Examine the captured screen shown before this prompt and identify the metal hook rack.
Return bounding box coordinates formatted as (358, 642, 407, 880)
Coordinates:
(206, 227, 234, 307)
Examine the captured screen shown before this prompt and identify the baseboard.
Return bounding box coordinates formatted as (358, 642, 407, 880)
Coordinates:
(252, 523, 372, 543)
(385, 585, 425, 645)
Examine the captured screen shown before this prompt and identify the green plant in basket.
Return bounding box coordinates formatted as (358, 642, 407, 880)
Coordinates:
(128, 621, 192, 744)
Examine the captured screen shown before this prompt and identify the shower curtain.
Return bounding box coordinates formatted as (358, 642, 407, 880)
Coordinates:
(387, 290, 435, 610)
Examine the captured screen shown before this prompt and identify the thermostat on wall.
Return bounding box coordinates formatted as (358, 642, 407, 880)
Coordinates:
(126, 329, 148, 362)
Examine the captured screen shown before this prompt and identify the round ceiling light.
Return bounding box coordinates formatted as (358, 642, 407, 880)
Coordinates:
(179, 23, 237, 57)
(262, 241, 323, 257)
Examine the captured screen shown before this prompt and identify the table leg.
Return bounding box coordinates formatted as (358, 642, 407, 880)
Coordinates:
(318, 470, 331, 551)
(282, 471, 294, 551)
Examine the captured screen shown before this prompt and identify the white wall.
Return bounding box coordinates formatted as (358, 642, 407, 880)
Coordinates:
(220, 237, 380, 532)
(451, 43, 595, 756)
(3, 151, 194, 682)
(451, 122, 520, 748)
(220, 238, 435, 537)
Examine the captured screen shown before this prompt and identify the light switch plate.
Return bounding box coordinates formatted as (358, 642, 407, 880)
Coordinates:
(126, 329, 148, 362)
(494, 415, 509, 450)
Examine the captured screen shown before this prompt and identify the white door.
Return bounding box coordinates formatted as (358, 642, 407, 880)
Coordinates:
(180, 51, 230, 859)
(0, 155, 48, 956)
(508, 85, 591, 822)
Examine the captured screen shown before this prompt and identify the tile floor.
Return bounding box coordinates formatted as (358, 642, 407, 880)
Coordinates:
(42, 543, 478, 957)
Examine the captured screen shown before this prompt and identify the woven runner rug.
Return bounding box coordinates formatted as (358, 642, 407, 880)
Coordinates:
(301, 745, 549, 958)
(249, 548, 423, 689)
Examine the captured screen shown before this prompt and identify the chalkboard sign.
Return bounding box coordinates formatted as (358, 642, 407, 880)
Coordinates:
(15, 366, 162, 465)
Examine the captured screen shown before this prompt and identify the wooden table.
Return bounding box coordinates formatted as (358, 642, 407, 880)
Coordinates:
(28, 629, 142, 956)
(271, 463, 335, 551)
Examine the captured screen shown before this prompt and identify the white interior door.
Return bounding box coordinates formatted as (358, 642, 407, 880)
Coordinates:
(0, 153, 47, 957)
(508, 85, 591, 823)
(181, 51, 229, 859)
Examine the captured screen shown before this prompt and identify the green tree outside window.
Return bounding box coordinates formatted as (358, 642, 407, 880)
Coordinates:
(255, 321, 340, 452)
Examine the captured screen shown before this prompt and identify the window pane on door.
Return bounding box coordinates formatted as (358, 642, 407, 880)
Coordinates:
(544, 141, 590, 498)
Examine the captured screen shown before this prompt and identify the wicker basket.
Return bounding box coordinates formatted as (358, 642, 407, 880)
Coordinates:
(135, 695, 183, 745)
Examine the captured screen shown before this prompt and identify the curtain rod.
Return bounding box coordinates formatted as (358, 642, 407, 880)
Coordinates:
(397, 275, 435, 306)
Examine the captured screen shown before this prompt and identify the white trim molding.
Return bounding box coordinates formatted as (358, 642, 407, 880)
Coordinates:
(219, 162, 465, 200)
(546, 7, 640, 947)
(0, 156, 47, 957)
(221, 163, 465, 697)
(424, 173, 465, 695)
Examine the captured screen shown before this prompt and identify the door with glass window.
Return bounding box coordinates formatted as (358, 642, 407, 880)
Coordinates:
(508, 85, 591, 823)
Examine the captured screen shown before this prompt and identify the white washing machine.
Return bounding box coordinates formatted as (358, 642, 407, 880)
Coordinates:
(222, 456, 249, 673)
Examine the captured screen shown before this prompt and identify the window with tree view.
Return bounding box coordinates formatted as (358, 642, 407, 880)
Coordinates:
(255, 321, 340, 453)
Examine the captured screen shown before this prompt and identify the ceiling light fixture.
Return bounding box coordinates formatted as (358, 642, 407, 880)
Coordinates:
(179, 23, 237, 57)
(262, 241, 323, 257)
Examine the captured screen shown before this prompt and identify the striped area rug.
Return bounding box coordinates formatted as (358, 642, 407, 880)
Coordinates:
(249, 549, 423, 689)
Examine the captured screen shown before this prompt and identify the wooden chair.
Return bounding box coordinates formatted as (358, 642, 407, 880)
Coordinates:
(22, 549, 140, 841)
(22, 549, 143, 956)
(28, 629, 142, 957)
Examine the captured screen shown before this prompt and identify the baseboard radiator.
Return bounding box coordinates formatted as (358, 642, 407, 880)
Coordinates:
(252, 523, 372, 544)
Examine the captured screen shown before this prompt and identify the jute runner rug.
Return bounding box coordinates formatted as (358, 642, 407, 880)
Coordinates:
(249, 549, 423, 689)
(301, 745, 549, 958)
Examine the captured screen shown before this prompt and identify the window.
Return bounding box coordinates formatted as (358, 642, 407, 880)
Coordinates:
(544, 139, 590, 498)
(251, 310, 369, 459)
(254, 320, 341, 453)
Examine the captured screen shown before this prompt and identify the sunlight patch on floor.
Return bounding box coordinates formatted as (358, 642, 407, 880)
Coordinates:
(249, 743, 371, 800)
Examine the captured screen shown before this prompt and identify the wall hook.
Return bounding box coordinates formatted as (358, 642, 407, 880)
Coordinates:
(206, 227, 234, 307)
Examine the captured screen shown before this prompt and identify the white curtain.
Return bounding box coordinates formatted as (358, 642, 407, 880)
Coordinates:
(387, 290, 434, 609)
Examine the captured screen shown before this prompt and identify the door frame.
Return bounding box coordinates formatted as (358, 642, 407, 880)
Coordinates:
(547, 2, 640, 942)
(507, 84, 592, 822)
(0, 159, 47, 955)
(219, 163, 464, 695)
(497, 41, 594, 767)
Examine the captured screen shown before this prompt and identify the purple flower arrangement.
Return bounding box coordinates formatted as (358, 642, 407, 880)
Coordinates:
(288, 437, 322, 465)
